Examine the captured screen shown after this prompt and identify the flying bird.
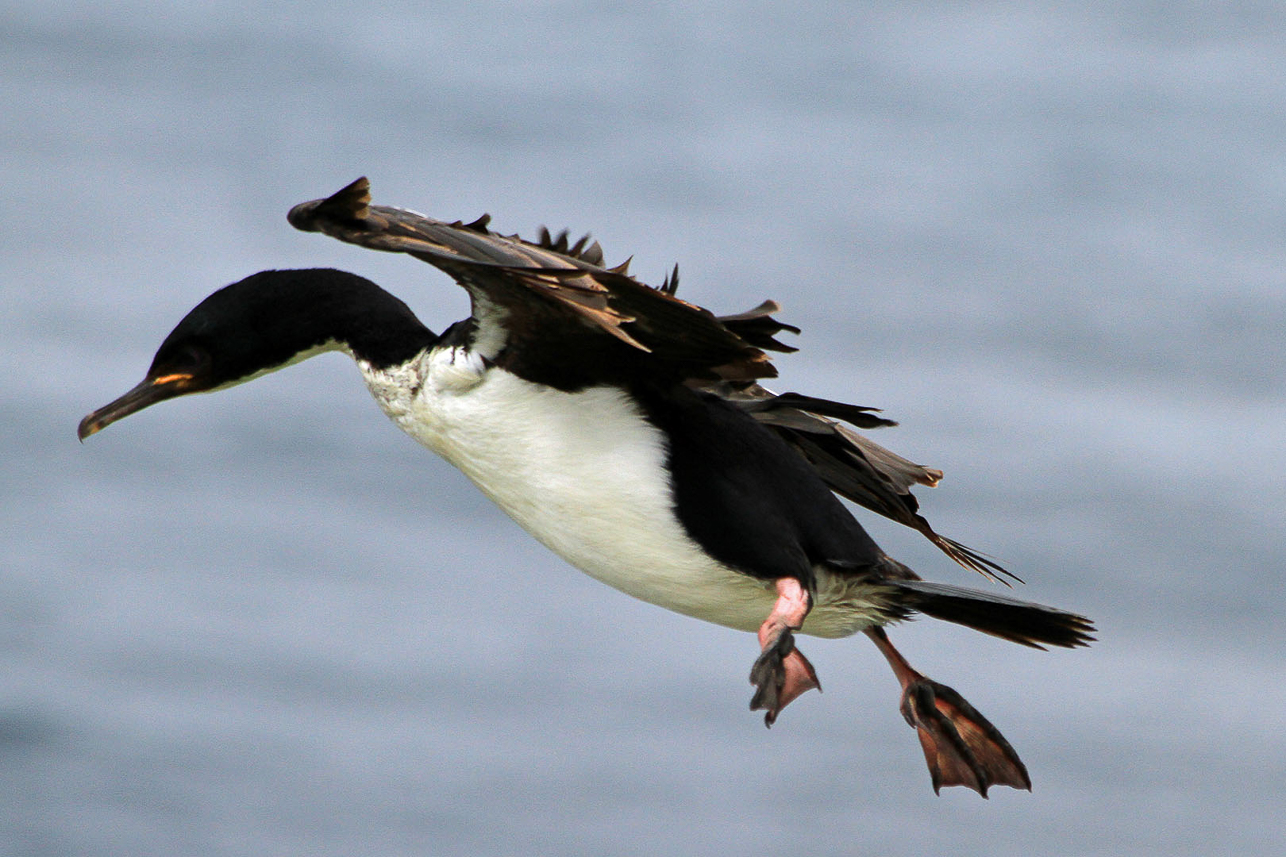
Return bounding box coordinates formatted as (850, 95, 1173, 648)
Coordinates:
(80, 177, 1093, 795)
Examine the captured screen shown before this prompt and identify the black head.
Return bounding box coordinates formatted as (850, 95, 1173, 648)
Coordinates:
(79, 268, 436, 439)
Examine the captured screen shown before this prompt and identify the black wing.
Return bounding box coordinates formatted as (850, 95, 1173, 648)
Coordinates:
(702, 283, 1018, 584)
(720, 382, 1019, 584)
(289, 178, 1016, 583)
(288, 177, 775, 384)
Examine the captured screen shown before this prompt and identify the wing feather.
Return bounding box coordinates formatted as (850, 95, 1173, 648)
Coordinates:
(288, 177, 775, 379)
(709, 380, 1020, 584)
(289, 178, 1017, 583)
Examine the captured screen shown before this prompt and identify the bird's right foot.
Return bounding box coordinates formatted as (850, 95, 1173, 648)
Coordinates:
(865, 626, 1030, 796)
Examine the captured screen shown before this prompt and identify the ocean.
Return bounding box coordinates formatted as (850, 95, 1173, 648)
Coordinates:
(3, 2, 1283, 854)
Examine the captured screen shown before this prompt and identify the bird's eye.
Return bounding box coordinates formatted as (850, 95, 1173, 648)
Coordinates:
(164, 344, 211, 375)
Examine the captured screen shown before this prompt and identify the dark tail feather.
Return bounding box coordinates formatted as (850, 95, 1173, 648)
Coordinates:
(890, 580, 1096, 650)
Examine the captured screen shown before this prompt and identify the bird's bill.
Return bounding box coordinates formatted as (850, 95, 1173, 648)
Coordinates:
(77, 373, 197, 440)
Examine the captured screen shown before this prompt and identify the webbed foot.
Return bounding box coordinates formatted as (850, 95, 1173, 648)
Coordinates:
(749, 626, 821, 726)
(866, 626, 1030, 796)
(749, 578, 820, 727)
(899, 674, 1030, 795)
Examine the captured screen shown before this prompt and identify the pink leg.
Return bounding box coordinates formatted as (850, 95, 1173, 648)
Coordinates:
(865, 626, 1030, 796)
(749, 578, 821, 727)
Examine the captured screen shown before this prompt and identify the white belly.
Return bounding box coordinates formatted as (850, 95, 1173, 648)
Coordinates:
(359, 349, 884, 638)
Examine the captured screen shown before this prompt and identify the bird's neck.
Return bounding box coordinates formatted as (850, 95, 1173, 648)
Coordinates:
(303, 278, 438, 371)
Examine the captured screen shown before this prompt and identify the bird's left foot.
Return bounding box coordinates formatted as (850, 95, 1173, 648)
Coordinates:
(749, 578, 821, 727)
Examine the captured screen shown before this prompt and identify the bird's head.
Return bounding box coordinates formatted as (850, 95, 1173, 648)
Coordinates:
(78, 268, 433, 440)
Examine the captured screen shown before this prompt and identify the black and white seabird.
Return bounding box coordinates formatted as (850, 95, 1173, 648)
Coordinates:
(79, 178, 1093, 796)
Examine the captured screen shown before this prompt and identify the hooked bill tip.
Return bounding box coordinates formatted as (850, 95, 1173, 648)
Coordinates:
(76, 373, 196, 443)
(76, 415, 98, 442)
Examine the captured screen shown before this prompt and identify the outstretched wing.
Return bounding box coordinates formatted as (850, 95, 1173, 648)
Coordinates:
(288, 177, 776, 384)
(288, 178, 1016, 583)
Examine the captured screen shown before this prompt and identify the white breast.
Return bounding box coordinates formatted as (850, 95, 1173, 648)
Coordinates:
(357, 346, 883, 638)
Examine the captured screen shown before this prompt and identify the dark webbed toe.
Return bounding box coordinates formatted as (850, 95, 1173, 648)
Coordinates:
(749, 627, 794, 720)
(749, 628, 820, 727)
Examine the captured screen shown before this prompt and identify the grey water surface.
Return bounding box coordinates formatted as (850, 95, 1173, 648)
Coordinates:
(3, 2, 1284, 855)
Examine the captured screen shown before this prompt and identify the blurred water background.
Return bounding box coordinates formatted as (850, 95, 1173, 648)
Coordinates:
(3, 2, 1284, 855)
